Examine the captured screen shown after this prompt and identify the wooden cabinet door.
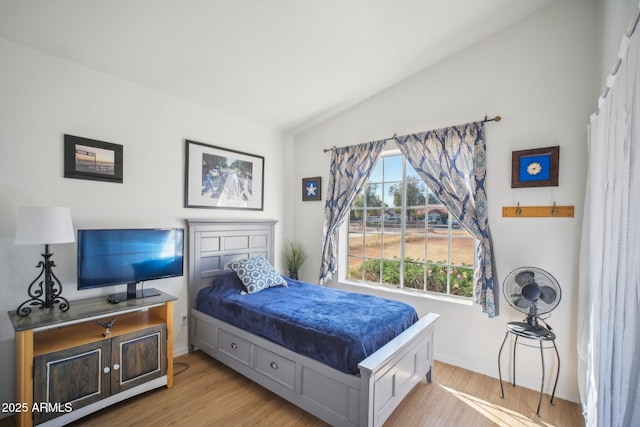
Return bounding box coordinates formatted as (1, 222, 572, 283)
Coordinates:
(111, 325, 167, 394)
(33, 340, 110, 425)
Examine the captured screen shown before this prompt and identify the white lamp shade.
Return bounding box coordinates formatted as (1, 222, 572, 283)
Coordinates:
(15, 206, 75, 245)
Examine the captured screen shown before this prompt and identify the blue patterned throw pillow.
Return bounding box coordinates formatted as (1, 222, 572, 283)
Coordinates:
(227, 256, 287, 294)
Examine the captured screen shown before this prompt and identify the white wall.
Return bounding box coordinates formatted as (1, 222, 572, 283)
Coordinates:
(292, 0, 598, 403)
(0, 38, 287, 409)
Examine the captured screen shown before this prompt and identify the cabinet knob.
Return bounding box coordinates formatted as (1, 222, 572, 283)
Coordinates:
(103, 367, 111, 374)
(113, 363, 120, 371)
(270, 362, 278, 370)
(230, 342, 238, 349)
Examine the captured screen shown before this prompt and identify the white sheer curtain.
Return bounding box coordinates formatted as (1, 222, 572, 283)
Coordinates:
(578, 6, 640, 426)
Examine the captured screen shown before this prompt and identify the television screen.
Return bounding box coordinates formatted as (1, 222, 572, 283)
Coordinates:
(77, 228, 184, 291)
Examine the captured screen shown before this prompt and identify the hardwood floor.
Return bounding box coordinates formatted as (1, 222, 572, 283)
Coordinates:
(1, 350, 584, 426)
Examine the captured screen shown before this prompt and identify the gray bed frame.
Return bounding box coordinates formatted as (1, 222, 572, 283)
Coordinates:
(187, 219, 439, 427)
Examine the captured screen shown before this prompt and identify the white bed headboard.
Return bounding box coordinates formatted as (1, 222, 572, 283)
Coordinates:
(186, 219, 278, 310)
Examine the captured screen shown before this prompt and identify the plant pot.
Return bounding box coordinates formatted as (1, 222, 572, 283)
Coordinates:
(288, 272, 298, 280)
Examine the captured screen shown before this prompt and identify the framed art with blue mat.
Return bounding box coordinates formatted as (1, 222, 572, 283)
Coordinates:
(302, 177, 321, 201)
(511, 146, 559, 188)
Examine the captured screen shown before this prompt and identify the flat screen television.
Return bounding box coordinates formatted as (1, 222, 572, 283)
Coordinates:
(77, 228, 184, 301)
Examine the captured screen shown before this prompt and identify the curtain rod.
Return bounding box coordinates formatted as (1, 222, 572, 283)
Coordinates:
(597, 4, 640, 109)
(322, 115, 501, 153)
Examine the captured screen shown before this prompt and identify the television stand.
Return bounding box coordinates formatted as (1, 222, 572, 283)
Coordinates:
(9, 290, 176, 427)
(109, 283, 161, 302)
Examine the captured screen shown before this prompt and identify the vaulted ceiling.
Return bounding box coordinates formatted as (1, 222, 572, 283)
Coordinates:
(0, 0, 556, 134)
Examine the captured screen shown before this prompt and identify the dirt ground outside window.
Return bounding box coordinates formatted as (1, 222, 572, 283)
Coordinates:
(347, 225, 475, 296)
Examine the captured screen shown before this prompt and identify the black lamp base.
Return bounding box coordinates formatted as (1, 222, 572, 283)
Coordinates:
(16, 246, 70, 317)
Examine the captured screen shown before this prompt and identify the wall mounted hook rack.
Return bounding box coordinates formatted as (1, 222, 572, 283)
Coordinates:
(502, 203, 574, 218)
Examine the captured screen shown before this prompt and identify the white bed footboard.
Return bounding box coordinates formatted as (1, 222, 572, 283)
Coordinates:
(359, 313, 439, 426)
(187, 219, 439, 427)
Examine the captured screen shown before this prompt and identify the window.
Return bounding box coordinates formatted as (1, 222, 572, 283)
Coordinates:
(347, 151, 476, 297)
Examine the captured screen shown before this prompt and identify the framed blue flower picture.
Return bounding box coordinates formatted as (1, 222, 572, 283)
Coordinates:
(511, 146, 559, 188)
(302, 177, 321, 201)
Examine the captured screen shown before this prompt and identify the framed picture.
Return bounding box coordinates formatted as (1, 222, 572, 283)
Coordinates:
(185, 140, 264, 210)
(302, 177, 322, 201)
(64, 134, 123, 183)
(511, 146, 559, 188)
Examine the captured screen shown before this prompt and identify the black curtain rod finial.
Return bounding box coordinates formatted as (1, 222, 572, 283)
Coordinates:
(323, 145, 337, 153)
(483, 115, 501, 123)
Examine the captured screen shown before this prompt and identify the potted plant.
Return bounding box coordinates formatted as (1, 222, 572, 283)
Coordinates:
(283, 240, 307, 280)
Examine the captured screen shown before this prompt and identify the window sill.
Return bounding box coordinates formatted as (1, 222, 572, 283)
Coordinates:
(339, 279, 474, 307)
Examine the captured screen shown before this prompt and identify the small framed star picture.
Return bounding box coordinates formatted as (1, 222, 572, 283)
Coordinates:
(511, 146, 559, 188)
(302, 177, 322, 201)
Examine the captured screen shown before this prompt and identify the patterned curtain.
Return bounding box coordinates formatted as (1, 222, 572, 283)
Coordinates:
(319, 140, 387, 284)
(395, 121, 497, 317)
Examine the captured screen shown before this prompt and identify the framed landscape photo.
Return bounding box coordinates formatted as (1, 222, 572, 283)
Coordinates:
(64, 134, 123, 183)
(511, 146, 559, 188)
(302, 177, 321, 201)
(185, 140, 264, 210)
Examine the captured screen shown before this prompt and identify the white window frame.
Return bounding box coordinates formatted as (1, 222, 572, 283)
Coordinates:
(338, 147, 476, 304)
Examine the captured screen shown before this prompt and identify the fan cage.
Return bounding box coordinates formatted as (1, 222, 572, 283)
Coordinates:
(503, 266, 561, 316)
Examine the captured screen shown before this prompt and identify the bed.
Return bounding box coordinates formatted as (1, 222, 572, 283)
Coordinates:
(187, 219, 439, 427)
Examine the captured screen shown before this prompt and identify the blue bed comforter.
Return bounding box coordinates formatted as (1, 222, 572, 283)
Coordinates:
(197, 271, 418, 374)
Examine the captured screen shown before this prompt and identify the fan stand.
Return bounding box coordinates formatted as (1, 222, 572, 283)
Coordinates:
(506, 321, 551, 338)
(498, 322, 560, 416)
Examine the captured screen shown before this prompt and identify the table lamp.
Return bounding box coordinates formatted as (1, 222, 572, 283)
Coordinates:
(15, 206, 75, 316)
